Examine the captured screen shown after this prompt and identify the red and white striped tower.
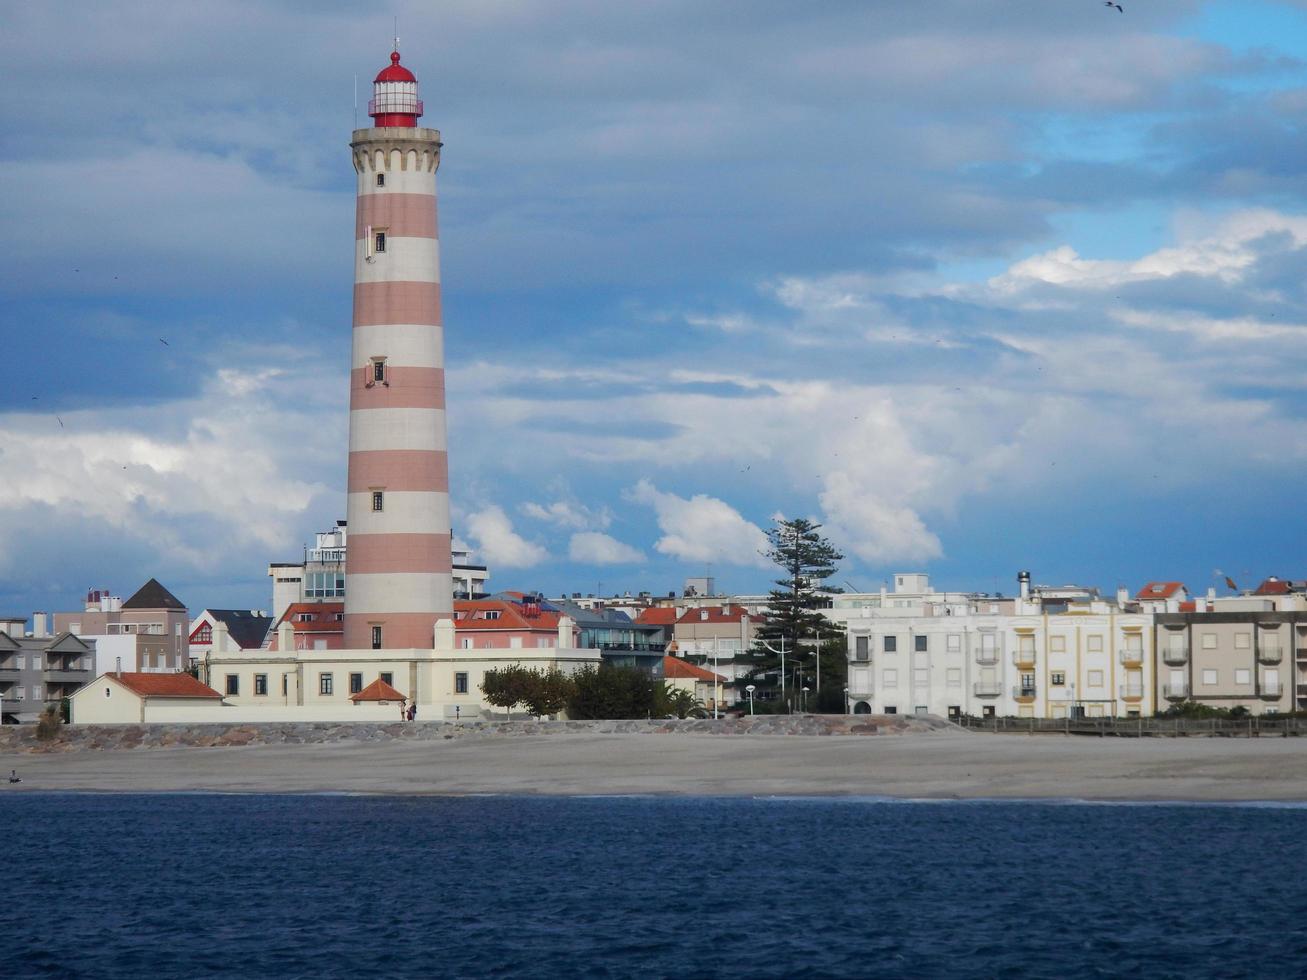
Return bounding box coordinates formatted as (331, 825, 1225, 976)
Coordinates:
(344, 49, 452, 650)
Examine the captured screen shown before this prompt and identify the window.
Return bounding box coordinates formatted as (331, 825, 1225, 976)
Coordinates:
(1051, 671, 1066, 686)
(251, 674, 267, 696)
(1087, 634, 1104, 653)
(372, 491, 384, 512)
(914, 635, 928, 652)
(372, 359, 386, 383)
(1202, 669, 1218, 686)
(882, 669, 898, 688)
(854, 636, 869, 661)
(1235, 669, 1251, 685)
(31, 685, 42, 701)
(380, 672, 394, 686)
(946, 668, 961, 687)
(350, 673, 363, 695)
(1087, 670, 1104, 687)
(1050, 635, 1066, 653)
(946, 634, 961, 652)
(225, 675, 239, 696)
(455, 672, 469, 694)
(884, 706, 897, 715)
(883, 636, 897, 653)
(482, 610, 501, 621)
(319, 673, 334, 696)
(282, 675, 289, 696)
(375, 172, 385, 187)
(371, 626, 383, 650)
(1201, 633, 1217, 650)
(374, 231, 386, 253)
(296, 612, 314, 623)
(1235, 633, 1250, 650)
(982, 705, 995, 718)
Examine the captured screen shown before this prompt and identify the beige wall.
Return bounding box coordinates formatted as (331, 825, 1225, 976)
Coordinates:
(1156, 619, 1292, 714)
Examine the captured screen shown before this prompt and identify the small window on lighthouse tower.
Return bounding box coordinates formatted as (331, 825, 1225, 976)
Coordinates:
(375, 173, 385, 187)
(372, 491, 384, 512)
(374, 231, 387, 253)
(372, 359, 386, 383)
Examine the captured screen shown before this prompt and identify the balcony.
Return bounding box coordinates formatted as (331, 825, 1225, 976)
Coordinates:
(0, 666, 20, 680)
(1259, 684, 1283, 701)
(1119, 684, 1145, 701)
(1012, 686, 1037, 702)
(973, 682, 1002, 698)
(1012, 649, 1036, 669)
(44, 669, 91, 684)
(1161, 647, 1188, 666)
(1258, 647, 1283, 665)
(975, 649, 999, 666)
(1162, 683, 1189, 700)
(1119, 649, 1144, 667)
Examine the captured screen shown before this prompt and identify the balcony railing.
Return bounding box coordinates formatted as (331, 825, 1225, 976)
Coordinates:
(1163, 683, 1189, 700)
(1012, 686, 1037, 701)
(1012, 649, 1036, 668)
(1119, 684, 1144, 700)
(1162, 648, 1189, 666)
(975, 649, 999, 665)
(1119, 649, 1144, 666)
(973, 682, 1002, 697)
(1257, 647, 1283, 665)
(43, 669, 90, 684)
(1259, 684, 1283, 700)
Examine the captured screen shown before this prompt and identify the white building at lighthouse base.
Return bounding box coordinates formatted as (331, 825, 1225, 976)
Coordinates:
(70, 617, 601, 724)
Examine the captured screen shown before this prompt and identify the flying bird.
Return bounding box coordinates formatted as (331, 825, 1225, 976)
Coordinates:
(1225, 576, 1239, 591)
(1104, 1, 1123, 10)
(158, 338, 170, 346)
(56, 416, 64, 428)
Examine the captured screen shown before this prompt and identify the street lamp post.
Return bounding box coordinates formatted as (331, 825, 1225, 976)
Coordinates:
(746, 684, 756, 716)
(802, 685, 810, 713)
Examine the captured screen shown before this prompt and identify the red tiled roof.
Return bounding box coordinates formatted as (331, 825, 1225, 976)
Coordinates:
(454, 599, 562, 631)
(1178, 601, 1197, 612)
(1254, 578, 1291, 595)
(1135, 582, 1185, 600)
(636, 607, 679, 626)
(111, 672, 223, 699)
(675, 605, 763, 625)
(275, 602, 345, 631)
(663, 656, 726, 683)
(350, 678, 407, 702)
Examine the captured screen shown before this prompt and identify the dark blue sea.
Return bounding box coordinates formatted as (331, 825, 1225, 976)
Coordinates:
(3, 794, 1306, 978)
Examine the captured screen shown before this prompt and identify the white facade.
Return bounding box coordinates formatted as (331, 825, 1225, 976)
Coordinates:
(846, 606, 1155, 719)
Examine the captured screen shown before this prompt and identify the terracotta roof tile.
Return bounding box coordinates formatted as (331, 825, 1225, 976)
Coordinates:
(350, 678, 407, 702)
(636, 608, 679, 625)
(1254, 578, 1291, 595)
(675, 605, 763, 625)
(1135, 582, 1186, 600)
(111, 672, 223, 699)
(663, 656, 726, 683)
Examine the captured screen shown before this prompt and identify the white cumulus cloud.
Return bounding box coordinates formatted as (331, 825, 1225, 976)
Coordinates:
(520, 498, 612, 530)
(568, 531, 645, 565)
(465, 505, 548, 568)
(625, 480, 769, 567)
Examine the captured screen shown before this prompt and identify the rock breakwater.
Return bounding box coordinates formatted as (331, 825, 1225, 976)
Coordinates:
(0, 714, 959, 754)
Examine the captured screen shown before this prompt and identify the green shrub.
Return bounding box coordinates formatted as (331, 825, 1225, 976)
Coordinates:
(567, 664, 660, 719)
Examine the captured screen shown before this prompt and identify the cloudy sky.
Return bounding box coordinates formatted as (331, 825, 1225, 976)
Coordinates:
(3, 1, 1306, 615)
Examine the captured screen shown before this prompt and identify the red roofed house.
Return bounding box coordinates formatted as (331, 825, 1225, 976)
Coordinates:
(69, 671, 225, 724)
(1134, 582, 1189, 612)
(672, 605, 764, 706)
(662, 656, 727, 712)
(267, 602, 345, 651)
(454, 599, 578, 651)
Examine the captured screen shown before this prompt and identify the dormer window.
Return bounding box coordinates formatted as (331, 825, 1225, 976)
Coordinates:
(375, 173, 385, 187)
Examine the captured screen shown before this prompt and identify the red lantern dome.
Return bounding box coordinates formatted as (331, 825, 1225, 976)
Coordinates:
(368, 51, 423, 126)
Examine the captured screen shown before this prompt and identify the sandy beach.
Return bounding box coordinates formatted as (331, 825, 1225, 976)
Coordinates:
(5, 732, 1307, 801)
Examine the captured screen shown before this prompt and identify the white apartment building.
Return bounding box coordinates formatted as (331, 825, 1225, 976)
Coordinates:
(846, 587, 1154, 720)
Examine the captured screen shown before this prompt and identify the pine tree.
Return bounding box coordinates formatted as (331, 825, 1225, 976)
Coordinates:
(750, 517, 846, 708)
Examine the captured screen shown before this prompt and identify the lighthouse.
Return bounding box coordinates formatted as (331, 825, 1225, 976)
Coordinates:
(343, 49, 452, 650)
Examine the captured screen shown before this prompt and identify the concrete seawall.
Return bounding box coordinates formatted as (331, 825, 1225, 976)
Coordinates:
(1, 714, 959, 754)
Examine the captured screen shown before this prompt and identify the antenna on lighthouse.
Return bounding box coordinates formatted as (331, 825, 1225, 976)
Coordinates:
(353, 74, 358, 128)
